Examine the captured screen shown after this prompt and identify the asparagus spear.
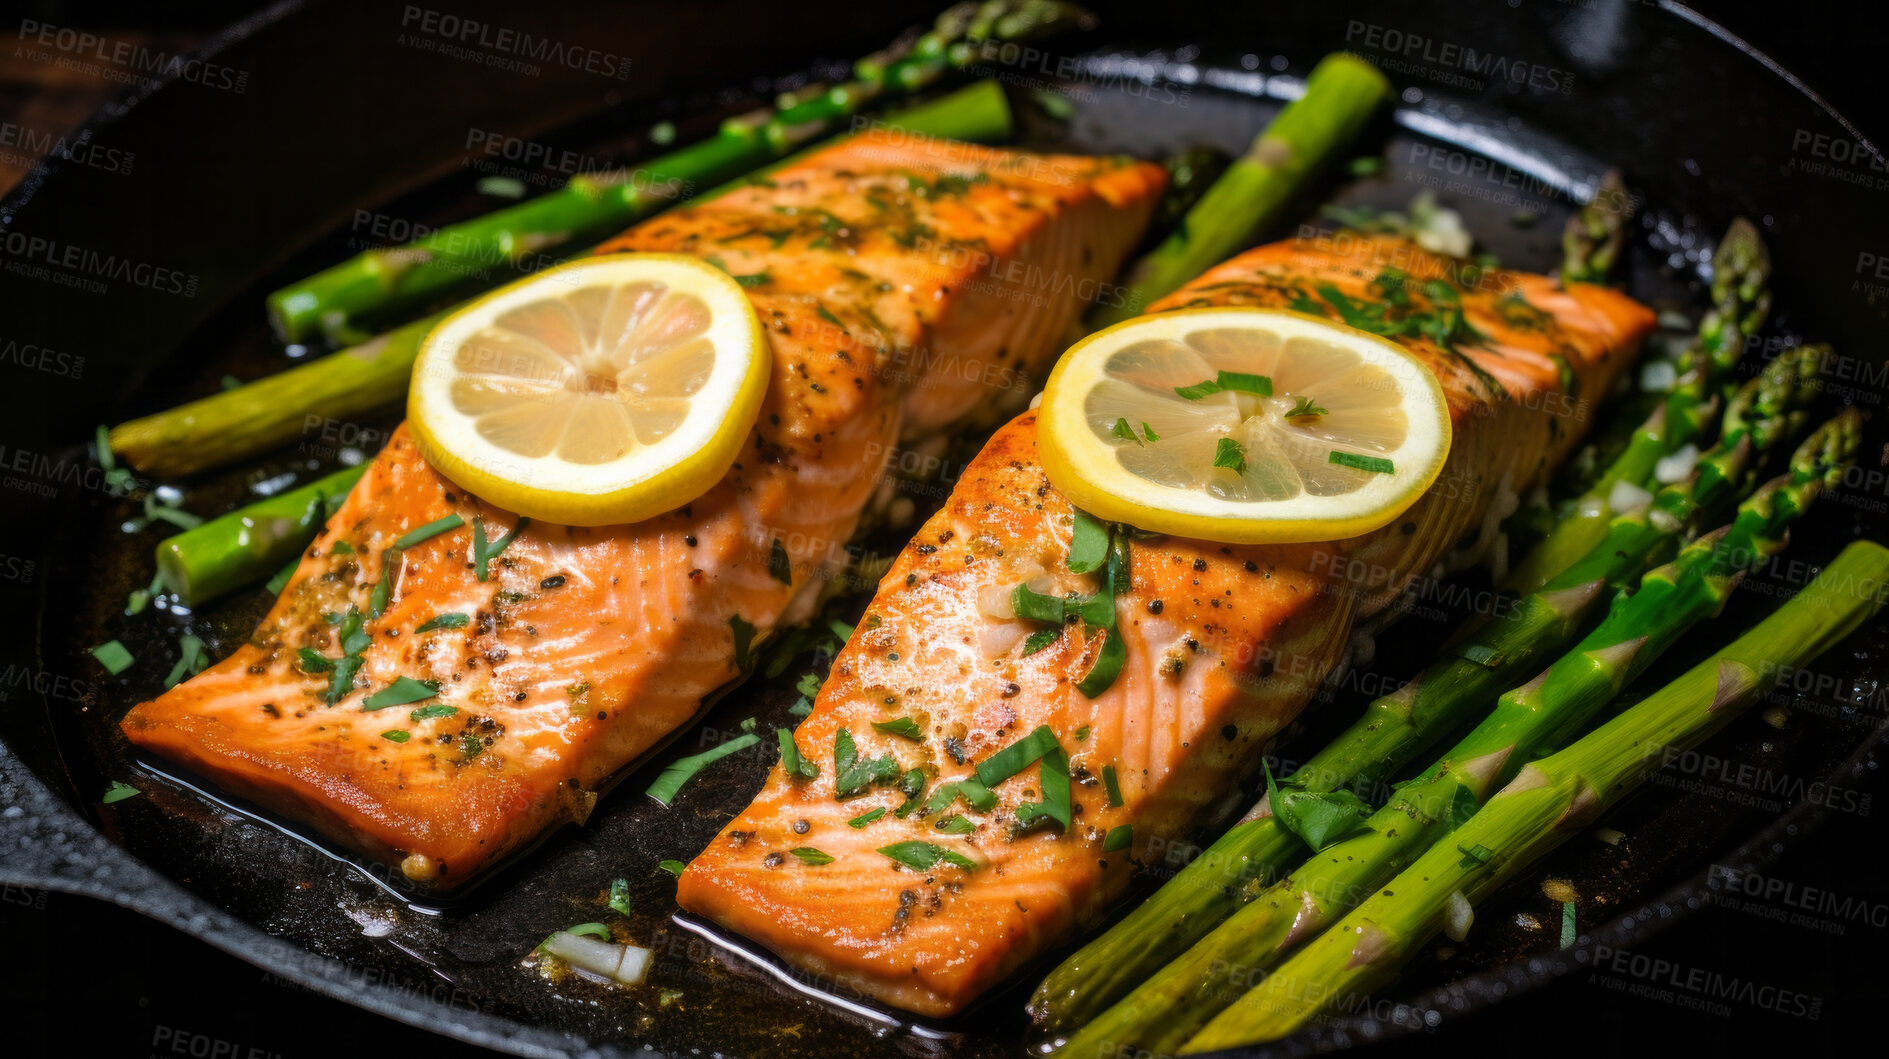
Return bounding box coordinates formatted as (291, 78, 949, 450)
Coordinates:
(108, 80, 1015, 479)
(1088, 53, 1392, 329)
(1183, 537, 1889, 1050)
(1519, 219, 1773, 581)
(266, 2, 1087, 345)
(1035, 352, 1827, 1041)
(155, 465, 366, 605)
(1560, 169, 1630, 284)
(1063, 401, 1853, 1055)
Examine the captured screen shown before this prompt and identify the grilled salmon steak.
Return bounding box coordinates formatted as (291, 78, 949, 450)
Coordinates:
(120, 132, 1167, 888)
(677, 234, 1656, 1016)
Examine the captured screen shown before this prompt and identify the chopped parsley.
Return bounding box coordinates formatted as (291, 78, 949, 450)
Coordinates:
(871, 717, 924, 740)
(878, 841, 975, 873)
(1067, 508, 1110, 574)
(1110, 417, 1141, 443)
(832, 728, 900, 799)
(361, 677, 439, 711)
(1286, 396, 1329, 418)
(1142, 421, 1160, 442)
(1175, 370, 1273, 401)
(416, 612, 470, 633)
(1213, 437, 1247, 475)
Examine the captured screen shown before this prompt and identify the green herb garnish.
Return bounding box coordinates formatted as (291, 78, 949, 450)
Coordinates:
(1067, 508, 1110, 573)
(848, 807, 886, 829)
(1213, 437, 1247, 475)
(1110, 417, 1141, 443)
(1103, 825, 1134, 852)
(1102, 765, 1125, 808)
(871, 717, 924, 740)
(394, 514, 465, 550)
(729, 614, 756, 671)
(1329, 450, 1395, 475)
(90, 640, 134, 675)
(778, 728, 818, 780)
(102, 781, 140, 804)
(1020, 628, 1060, 656)
(1013, 746, 1071, 831)
(646, 734, 761, 806)
(1286, 396, 1329, 418)
(833, 728, 900, 799)
(608, 878, 634, 916)
(380, 730, 410, 743)
(471, 516, 529, 582)
(975, 725, 1061, 788)
(658, 860, 686, 877)
(1264, 761, 1373, 851)
(935, 815, 977, 834)
(409, 703, 458, 721)
(878, 841, 975, 873)
(162, 635, 207, 688)
(416, 612, 470, 633)
(789, 847, 834, 866)
(362, 677, 438, 711)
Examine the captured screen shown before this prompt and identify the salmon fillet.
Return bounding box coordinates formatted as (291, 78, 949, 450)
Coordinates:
(676, 234, 1656, 1016)
(120, 132, 1166, 888)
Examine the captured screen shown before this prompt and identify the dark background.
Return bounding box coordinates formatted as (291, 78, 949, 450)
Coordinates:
(2, 1, 1883, 1057)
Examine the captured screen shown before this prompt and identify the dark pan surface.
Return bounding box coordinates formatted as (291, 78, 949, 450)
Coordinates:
(3, 2, 1886, 1057)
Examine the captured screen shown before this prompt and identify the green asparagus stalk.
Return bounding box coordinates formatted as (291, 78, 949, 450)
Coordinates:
(109, 80, 1015, 479)
(1560, 169, 1630, 284)
(155, 465, 366, 605)
(1088, 53, 1392, 329)
(1183, 537, 1889, 1051)
(1529, 218, 1773, 563)
(266, 3, 1086, 345)
(1038, 352, 1829, 1045)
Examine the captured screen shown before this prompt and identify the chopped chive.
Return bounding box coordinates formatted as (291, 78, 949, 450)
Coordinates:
(297, 648, 334, 673)
(1561, 900, 1577, 949)
(472, 516, 529, 581)
(1212, 437, 1247, 475)
(1141, 421, 1160, 442)
(264, 557, 299, 595)
(768, 538, 793, 585)
(658, 860, 686, 877)
(789, 847, 834, 865)
(646, 733, 761, 806)
(1076, 627, 1127, 699)
(778, 728, 818, 780)
(1104, 825, 1134, 852)
(409, 703, 458, 721)
(878, 841, 975, 873)
(102, 781, 140, 804)
(1216, 370, 1273, 396)
(416, 612, 470, 633)
(729, 614, 756, 671)
(394, 514, 465, 550)
(566, 922, 612, 940)
(608, 878, 634, 916)
(381, 730, 411, 743)
(162, 634, 207, 688)
(90, 640, 134, 675)
(975, 724, 1061, 788)
(935, 814, 977, 834)
(1173, 379, 1224, 401)
(1103, 764, 1124, 808)
(848, 807, 886, 829)
(871, 717, 924, 740)
(1329, 450, 1395, 474)
(1067, 508, 1110, 574)
(361, 677, 438, 711)
(368, 547, 400, 617)
(1021, 628, 1060, 656)
(1110, 417, 1141, 443)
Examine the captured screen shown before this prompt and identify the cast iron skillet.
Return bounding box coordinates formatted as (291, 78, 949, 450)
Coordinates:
(3, 1, 1886, 1056)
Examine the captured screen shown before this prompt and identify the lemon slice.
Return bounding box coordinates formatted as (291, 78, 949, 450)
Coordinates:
(1038, 307, 1452, 543)
(408, 254, 768, 526)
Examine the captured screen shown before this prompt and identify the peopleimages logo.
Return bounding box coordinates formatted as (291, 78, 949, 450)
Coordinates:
(1344, 21, 1576, 94)
(398, 6, 633, 80)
